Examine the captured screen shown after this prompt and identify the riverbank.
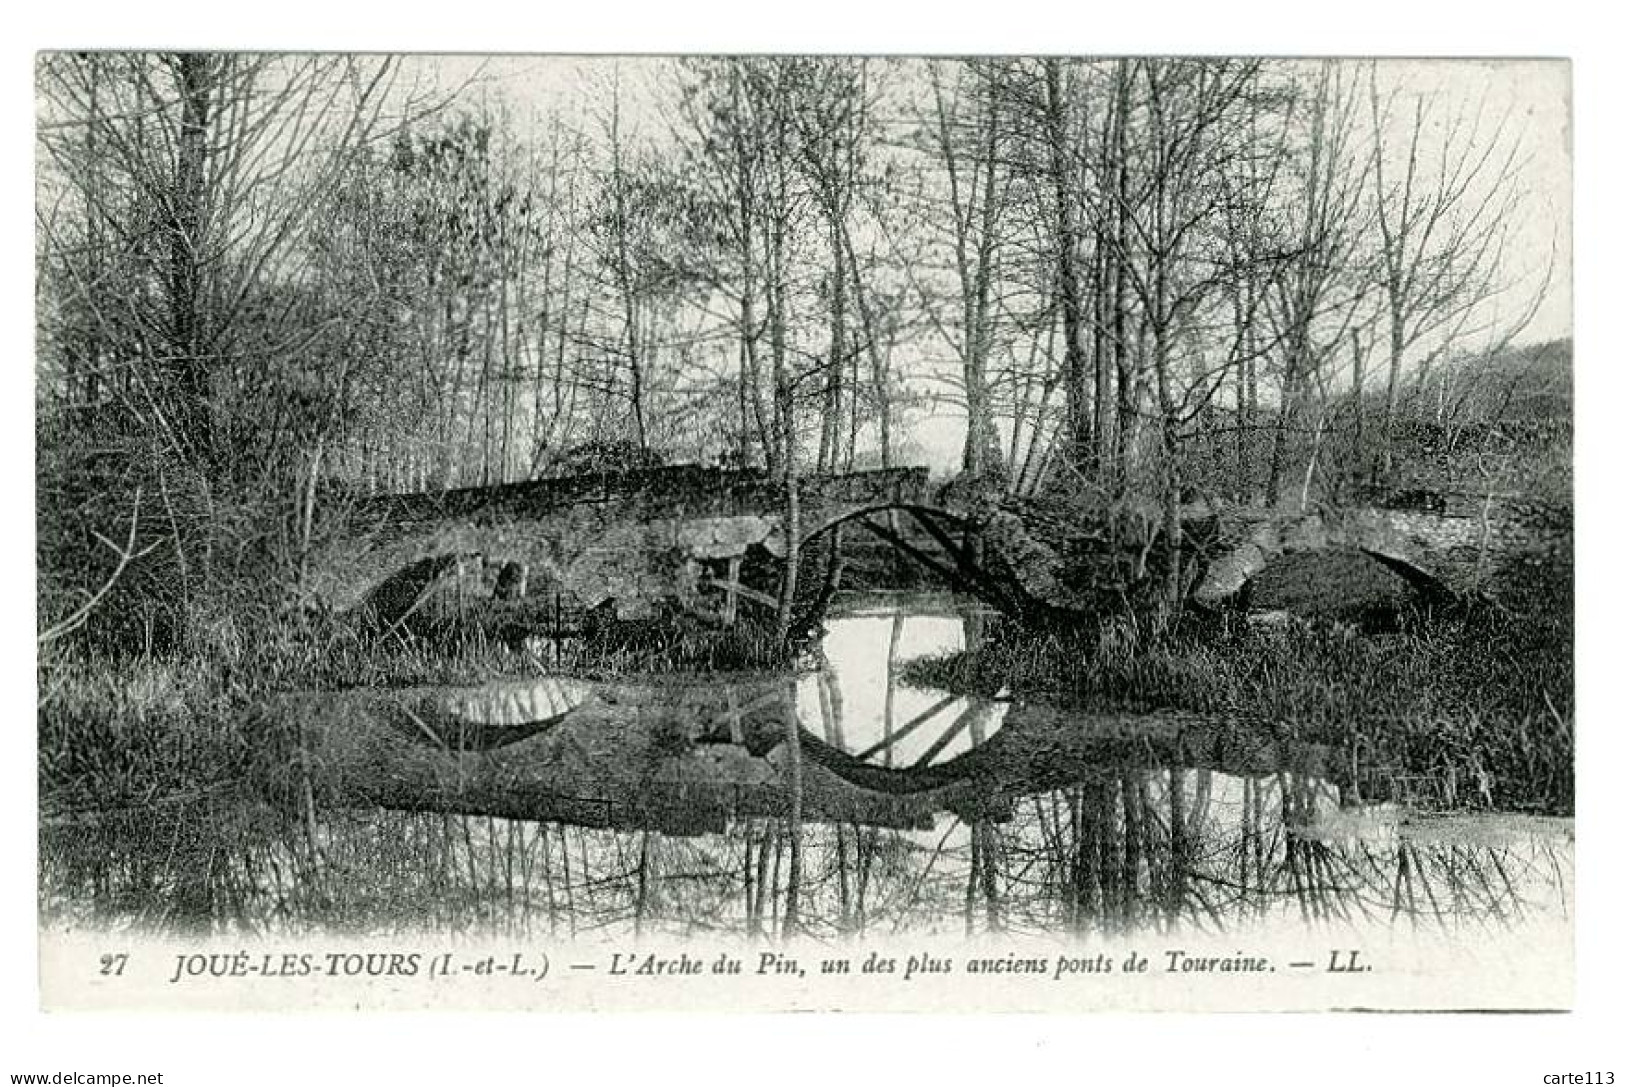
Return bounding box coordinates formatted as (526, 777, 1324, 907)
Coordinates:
(40, 568, 1573, 820)
(38, 607, 801, 814)
(901, 594, 1573, 814)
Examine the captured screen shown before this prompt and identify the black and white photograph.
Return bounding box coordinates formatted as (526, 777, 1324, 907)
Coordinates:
(31, 51, 1575, 1017)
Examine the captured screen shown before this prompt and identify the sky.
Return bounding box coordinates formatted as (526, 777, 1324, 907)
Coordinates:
(390, 56, 1571, 472)
(403, 54, 1571, 339)
(1376, 58, 1572, 344)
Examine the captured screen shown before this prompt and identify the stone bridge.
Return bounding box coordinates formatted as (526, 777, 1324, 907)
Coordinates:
(973, 491, 1570, 616)
(1183, 493, 1571, 609)
(307, 466, 933, 624)
(308, 464, 1568, 628)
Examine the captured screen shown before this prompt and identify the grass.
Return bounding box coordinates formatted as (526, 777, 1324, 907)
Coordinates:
(501, 615, 792, 678)
(36, 598, 806, 815)
(901, 585, 1573, 814)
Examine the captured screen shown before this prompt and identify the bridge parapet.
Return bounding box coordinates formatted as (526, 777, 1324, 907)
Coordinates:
(345, 465, 932, 526)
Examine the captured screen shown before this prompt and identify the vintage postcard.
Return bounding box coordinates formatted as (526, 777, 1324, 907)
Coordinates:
(34, 53, 1572, 1013)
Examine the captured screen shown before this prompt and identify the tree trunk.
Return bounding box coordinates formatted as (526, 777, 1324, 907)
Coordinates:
(1352, 326, 1367, 482)
(1383, 310, 1405, 476)
(1110, 62, 1135, 496)
(170, 53, 216, 470)
(1045, 60, 1094, 476)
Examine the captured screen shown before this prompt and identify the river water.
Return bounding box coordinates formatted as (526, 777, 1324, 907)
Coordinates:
(39, 594, 1572, 943)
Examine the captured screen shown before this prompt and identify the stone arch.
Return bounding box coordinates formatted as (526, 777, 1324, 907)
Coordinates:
(353, 531, 579, 629)
(796, 501, 977, 550)
(791, 502, 1054, 621)
(1190, 511, 1455, 610)
(1353, 547, 1453, 600)
(358, 554, 474, 628)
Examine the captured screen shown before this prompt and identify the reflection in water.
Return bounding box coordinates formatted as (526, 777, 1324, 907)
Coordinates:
(39, 598, 1572, 941)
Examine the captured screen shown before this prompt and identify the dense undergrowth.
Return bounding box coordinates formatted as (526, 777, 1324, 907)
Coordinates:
(36, 604, 800, 813)
(902, 582, 1573, 814)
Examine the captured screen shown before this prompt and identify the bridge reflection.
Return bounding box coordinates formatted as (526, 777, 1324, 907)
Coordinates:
(38, 605, 1570, 942)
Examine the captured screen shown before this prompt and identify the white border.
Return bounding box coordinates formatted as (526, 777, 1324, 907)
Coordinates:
(4, 2, 1614, 1084)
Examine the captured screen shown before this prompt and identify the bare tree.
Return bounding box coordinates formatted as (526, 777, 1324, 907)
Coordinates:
(1366, 70, 1530, 467)
(38, 53, 406, 478)
(1112, 59, 1259, 611)
(926, 60, 1012, 488)
(1263, 61, 1374, 506)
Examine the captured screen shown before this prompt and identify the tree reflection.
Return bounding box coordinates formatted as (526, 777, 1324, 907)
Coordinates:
(39, 614, 1571, 942)
(41, 767, 1570, 942)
